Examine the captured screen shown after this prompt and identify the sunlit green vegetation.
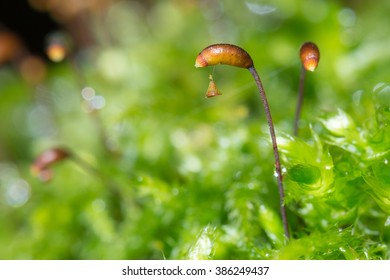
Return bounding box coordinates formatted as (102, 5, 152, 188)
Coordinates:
(0, 0, 389, 259)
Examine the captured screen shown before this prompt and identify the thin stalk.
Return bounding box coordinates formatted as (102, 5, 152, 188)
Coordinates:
(70, 152, 120, 195)
(294, 65, 306, 136)
(69, 152, 125, 223)
(248, 66, 290, 240)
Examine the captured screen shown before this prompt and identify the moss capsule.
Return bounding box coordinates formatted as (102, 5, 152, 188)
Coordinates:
(31, 147, 71, 179)
(195, 44, 290, 238)
(300, 42, 320, 72)
(195, 44, 254, 69)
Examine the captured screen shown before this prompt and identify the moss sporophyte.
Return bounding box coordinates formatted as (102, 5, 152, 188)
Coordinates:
(31, 146, 125, 223)
(195, 43, 290, 239)
(31, 147, 106, 182)
(294, 42, 320, 136)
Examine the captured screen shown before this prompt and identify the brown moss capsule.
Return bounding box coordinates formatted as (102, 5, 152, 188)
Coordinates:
(205, 74, 222, 98)
(31, 148, 71, 181)
(300, 42, 320, 72)
(195, 44, 290, 239)
(195, 44, 254, 69)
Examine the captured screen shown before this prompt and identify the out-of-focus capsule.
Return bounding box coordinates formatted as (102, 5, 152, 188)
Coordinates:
(300, 42, 320, 72)
(31, 147, 71, 182)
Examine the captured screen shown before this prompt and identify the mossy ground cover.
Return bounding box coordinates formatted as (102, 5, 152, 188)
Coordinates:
(0, 0, 389, 259)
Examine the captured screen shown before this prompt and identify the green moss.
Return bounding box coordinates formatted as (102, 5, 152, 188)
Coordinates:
(289, 164, 321, 185)
(1, 0, 390, 260)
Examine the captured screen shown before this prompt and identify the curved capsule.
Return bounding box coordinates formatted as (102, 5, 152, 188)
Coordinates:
(31, 147, 71, 176)
(300, 42, 320, 72)
(195, 44, 254, 69)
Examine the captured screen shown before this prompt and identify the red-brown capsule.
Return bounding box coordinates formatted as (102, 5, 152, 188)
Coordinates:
(195, 44, 254, 69)
(300, 42, 320, 72)
(205, 74, 222, 98)
(31, 148, 71, 178)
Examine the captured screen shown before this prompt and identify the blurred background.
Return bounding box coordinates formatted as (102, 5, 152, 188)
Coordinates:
(0, 0, 389, 259)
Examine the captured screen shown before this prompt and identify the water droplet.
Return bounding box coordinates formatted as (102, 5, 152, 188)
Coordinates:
(90, 95, 106, 110)
(6, 179, 31, 207)
(81, 86, 96, 101)
(338, 8, 356, 27)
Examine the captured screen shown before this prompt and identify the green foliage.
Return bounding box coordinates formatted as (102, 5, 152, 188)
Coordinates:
(1, 0, 389, 260)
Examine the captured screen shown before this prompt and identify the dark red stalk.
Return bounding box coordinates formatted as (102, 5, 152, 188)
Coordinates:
(248, 66, 290, 239)
(294, 65, 306, 136)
